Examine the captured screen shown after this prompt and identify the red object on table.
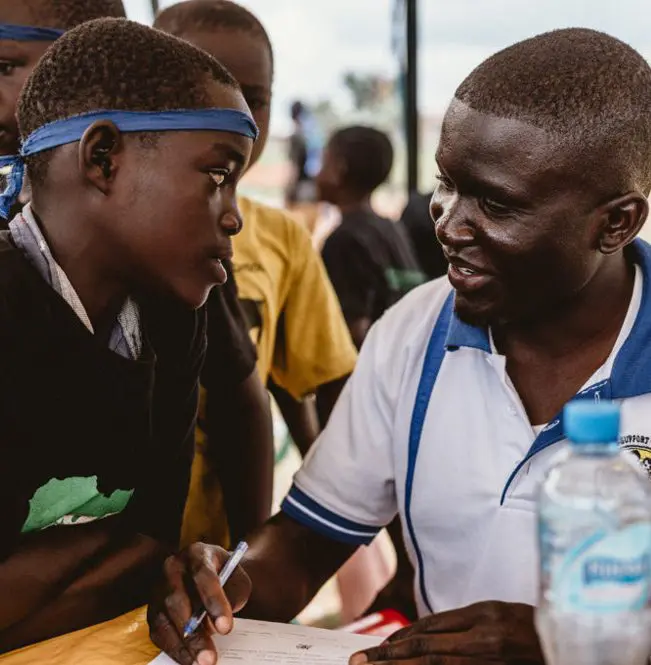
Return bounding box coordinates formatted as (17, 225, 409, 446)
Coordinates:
(340, 609, 410, 638)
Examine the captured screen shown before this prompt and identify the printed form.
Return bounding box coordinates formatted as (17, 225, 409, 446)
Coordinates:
(149, 618, 382, 664)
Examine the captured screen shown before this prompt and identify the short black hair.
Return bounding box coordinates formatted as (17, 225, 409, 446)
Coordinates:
(18, 17, 239, 185)
(329, 125, 394, 194)
(23, 0, 126, 29)
(154, 0, 273, 70)
(455, 28, 651, 193)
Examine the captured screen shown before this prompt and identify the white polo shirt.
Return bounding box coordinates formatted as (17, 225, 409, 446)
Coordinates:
(282, 239, 651, 618)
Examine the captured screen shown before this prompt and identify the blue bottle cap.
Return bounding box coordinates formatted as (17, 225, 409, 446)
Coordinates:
(563, 401, 620, 444)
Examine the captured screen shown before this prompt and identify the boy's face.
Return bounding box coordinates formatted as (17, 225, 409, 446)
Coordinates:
(179, 28, 272, 172)
(82, 84, 254, 309)
(315, 143, 343, 204)
(432, 99, 607, 327)
(0, 1, 53, 154)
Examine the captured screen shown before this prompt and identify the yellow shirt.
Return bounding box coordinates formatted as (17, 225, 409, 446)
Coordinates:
(233, 195, 357, 397)
(181, 196, 357, 547)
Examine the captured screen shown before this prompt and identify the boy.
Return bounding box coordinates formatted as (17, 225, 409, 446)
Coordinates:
(0, 0, 273, 550)
(0, 16, 257, 658)
(152, 28, 651, 665)
(318, 125, 425, 348)
(155, 1, 358, 545)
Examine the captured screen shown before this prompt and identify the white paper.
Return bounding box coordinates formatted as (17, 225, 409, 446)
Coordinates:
(149, 618, 383, 664)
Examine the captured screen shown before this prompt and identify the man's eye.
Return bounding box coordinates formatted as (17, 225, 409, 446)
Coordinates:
(0, 61, 17, 77)
(481, 197, 513, 217)
(435, 173, 455, 191)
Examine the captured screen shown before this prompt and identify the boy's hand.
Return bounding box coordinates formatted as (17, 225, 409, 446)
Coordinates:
(349, 601, 544, 665)
(148, 543, 251, 665)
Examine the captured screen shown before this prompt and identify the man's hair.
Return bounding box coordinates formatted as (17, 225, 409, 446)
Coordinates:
(329, 125, 394, 194)
(23, 0, 126, 29)
(154, 0, 273, 69)
(455, 28, 651, 193)
(18, 17, 239, 184)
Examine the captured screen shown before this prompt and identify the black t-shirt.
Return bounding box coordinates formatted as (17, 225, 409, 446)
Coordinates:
(321, 209, 426, 324)
(400, 192, 448, 281)
(0, 234, 252, 559)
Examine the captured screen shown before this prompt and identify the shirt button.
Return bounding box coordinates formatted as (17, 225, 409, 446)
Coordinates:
(508, 406, 517, 416)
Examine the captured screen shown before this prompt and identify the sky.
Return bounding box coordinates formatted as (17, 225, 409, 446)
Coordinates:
(124, 0, 651, 135)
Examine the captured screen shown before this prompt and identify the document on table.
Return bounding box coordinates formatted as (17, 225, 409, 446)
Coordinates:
(149, 618, 383, 664)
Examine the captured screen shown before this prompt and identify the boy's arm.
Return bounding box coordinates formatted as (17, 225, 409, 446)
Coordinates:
(205, 369, 273, 543)
(0, 517, 166, 653)
(202, 272, 274, 542)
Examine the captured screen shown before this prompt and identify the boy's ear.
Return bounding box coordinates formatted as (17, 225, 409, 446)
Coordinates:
(597, 191, 649, 254)
(78, 120, 124, 194)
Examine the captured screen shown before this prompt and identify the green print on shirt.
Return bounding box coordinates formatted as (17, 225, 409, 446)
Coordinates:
(21, 476, 134, 533)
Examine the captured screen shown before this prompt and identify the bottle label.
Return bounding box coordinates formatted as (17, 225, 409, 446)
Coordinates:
(552, 523, 651, 613)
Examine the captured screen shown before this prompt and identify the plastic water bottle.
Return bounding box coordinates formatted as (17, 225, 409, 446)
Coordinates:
(536, 401, 651, 665)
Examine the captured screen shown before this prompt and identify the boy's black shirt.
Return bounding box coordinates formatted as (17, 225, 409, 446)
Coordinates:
(321, 209, 426, 324)
(0, 231, 254, 559)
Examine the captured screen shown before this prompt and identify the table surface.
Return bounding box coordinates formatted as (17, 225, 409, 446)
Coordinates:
(0, 607, 159, 665)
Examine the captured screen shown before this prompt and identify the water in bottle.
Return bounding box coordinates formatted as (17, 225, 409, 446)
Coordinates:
(536, 401, 651, 665)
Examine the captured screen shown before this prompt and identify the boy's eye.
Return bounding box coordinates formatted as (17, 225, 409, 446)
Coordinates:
(0, 60, 17, 77)
(246, 98, 269, 112)
(209, 170, 229, 186)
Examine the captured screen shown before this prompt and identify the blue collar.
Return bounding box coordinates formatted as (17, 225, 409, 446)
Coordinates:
(444, 238, 651, 399)
(0, 24, 65, 41)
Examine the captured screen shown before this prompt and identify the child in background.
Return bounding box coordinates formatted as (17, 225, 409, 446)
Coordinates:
(318, 125, 425, 348)
(0, 17, 256, 659)
(155, 0, 358, 546)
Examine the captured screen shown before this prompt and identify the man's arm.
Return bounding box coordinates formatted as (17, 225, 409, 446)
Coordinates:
(205, 369, 274, 543)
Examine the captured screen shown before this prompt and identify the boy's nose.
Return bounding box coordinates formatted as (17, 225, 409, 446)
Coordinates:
(219, 210, 243, 237)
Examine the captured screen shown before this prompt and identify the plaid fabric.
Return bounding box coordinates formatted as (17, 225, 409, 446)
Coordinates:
(9, 204, 142, 359)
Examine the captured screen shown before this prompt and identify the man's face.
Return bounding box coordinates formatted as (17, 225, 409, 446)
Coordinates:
(431, 99, 607, 327)
(0, 1, 54, 155)
(181, 28, 272, 172)
(103, 84, 254, 308)
(315, 144, 342, 204)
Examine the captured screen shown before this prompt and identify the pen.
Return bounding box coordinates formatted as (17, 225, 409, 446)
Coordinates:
(182, 540, 249, 639)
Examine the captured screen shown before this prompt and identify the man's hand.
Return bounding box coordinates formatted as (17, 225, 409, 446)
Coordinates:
(349, 601, 544, 664)
(148, 543, 251, 665)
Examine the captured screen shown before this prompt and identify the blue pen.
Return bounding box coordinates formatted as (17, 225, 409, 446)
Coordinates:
(182, 540, 249, 639)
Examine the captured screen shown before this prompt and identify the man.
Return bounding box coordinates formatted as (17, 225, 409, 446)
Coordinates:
(151, 27, 651, 665)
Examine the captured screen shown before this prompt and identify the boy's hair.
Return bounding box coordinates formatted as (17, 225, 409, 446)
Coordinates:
(329, 126, 394, 194)
(23, 0, 126, 29)
(154, 0, 273, 70)
(455, 28, 651, 193)
(18, 17, 239, 185)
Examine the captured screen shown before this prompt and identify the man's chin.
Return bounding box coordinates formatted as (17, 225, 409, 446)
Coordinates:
(453, 294, 498, 328)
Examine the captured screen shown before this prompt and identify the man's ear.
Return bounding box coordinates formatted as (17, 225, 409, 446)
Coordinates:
(598, 191, 649, 255)
(78, 120, 123, 195)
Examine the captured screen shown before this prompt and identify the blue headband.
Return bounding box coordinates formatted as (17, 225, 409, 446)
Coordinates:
(0, 108, 258, 219)
(0, 23, 65, 41)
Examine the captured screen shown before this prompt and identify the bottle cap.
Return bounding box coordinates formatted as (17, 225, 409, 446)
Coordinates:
(563, 401, 620, 444)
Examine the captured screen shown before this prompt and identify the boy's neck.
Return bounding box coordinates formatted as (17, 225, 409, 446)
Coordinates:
(29, 202, 129, 331)
(335, 194, 373, 217)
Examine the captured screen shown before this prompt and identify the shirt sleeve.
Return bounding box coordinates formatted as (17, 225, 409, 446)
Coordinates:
(281, 320, 398, 545)
(202, 259, 257, 390)
(321, 228, 378, 323)
(270, 222, 357, 399)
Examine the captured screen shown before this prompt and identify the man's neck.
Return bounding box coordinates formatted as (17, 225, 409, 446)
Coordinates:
(493, 252, 635, 360)
(29, 201, 128, 331)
